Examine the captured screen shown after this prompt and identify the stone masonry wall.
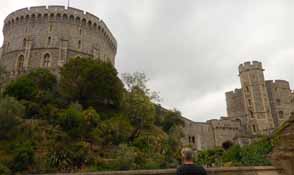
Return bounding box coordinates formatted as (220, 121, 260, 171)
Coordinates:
(225, 88, 246, 119)
(181, 118, 215, 150)
(182, 116, 241, 150)
(0, 6, 117, 79)
(238, 61, 274, 135)
(266, 80, 293, 127)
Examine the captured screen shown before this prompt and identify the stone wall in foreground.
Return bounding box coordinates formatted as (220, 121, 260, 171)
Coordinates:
(33, 166, 283, 175)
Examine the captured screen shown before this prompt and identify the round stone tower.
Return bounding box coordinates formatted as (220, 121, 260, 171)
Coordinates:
(0, 6, 117, 78)
(238, 61, 274, 135)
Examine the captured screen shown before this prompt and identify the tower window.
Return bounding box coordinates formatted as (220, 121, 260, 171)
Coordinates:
(79, 28, 82, 35)
(78, 40, 81, 49)
(23, 38, 26, 48)
(252, 124, 257, 133)
(249, 110, 254, 118)
(248, 99, 252, 106)
(48, 37, 51, 46)
(17, 55, 24, 72)
(192, 136, 195, 144)
(246, 86, 250, 92)
(43, 53, 50, 67)
(276, 99, 281, 105)
(278, 111, 284, 119)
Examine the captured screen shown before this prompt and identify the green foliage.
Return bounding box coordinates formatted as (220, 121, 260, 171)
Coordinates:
(0, 97, 24, 139)
(59, 57, 124, 111)
(4, 77, 37, 100)
(47, 141, 93, 171)
(113, 144, 140, 170)
(26, 68, 57, 92)
(196, 138, 273, 167)
(0, 57, 186, 173)
(197, 148, 224, 167)
(4, 69, 57, 104)
(58, 104, 85, 138)
(0, 163, 11, 175)
(11, 141, 35, 172)
(100, 115, 133, 145)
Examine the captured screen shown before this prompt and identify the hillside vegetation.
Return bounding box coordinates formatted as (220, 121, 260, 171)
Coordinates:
(0, 58, 184, 174)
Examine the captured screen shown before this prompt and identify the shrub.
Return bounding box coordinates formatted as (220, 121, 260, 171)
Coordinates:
(11, 141, 35, 172)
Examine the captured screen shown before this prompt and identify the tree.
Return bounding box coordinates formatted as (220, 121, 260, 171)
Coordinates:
(4, 68, 57, 102)
(123, 88, 156, 141)
(26, 69, 57, 92)
(57, 103, 85, 138)
(122, 72, 160, 101)
(99, 115, 133, 145)
(0, 97, 24, 139)
(4, 77, 37, 100)
(59, 57, 124, 111)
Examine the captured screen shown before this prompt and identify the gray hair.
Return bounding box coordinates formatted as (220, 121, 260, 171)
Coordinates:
(181, 148, 194, 161)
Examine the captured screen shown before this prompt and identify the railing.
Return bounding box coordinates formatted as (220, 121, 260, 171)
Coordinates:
(32, 166, 283, 175)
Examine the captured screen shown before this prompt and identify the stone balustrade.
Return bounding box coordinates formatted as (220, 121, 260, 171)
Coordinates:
(33, 166, 282, 175)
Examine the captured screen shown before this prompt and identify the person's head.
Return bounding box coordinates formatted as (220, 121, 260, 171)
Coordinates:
(181, 147, 194, 163)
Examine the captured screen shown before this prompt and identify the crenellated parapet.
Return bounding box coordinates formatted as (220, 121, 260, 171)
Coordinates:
(238, 61, 263, 74)
(225, 88, 243, 98)
(3, 6, 117, 51)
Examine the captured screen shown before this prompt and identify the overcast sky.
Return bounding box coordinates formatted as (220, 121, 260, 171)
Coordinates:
(1, 0, 294, 122)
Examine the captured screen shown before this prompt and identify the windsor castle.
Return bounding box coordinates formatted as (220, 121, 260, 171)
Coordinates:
(1, 6, 294, 151)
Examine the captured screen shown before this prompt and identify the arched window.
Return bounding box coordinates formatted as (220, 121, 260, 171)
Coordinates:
(252, 124, 257, 133)
(249, 110, 254, 118)
(43, 53, 50, 67)
(78, 40, 81, 49)
(48, 36, 51, 46)
(23, 38, 26, 48)
(17, 55, 24, 72)
(279, 111, 284, 119)
(192, 136, 195, 144)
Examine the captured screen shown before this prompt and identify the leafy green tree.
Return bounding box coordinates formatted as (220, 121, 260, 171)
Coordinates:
(26, 69, 57, 92)
(122, 72, 160, 101)
(160, 109, 184, 133)
(123, 88, 156, 141)
(4, 69, 57, 104)
(100, 115, 133, 145)
(0, 97, 24, 139)
(57, 104, 85, 138)
(59, 57, 124, 111)
(4, 77, 37, 100)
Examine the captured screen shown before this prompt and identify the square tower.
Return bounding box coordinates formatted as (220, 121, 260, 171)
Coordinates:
(238, 61, 274, 135)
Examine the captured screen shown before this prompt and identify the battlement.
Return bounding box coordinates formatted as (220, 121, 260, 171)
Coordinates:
(207, 117, 241, 129)
(3, 5, 117, 50)
(266, 80, 290, 89)
(238, 61, 263, 74)
(225, 88, 243, 97)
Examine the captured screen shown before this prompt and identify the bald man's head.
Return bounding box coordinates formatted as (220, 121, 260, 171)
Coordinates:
(181, 148, 194, 162)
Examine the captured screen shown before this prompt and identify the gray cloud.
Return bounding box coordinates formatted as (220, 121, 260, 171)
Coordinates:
(1, 0, 294, 122)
